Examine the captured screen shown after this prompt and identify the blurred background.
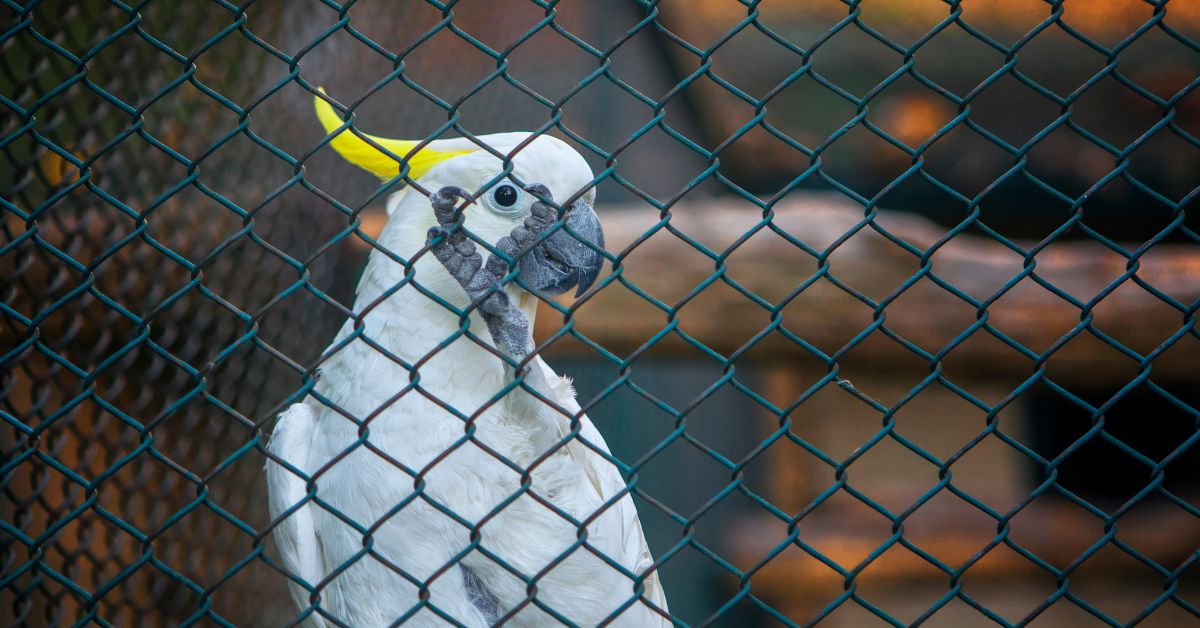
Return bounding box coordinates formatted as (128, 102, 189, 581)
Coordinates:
(3, 1, 1200, 625)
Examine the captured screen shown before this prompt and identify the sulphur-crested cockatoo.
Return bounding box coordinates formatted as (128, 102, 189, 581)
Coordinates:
(264, 90, 669, 627)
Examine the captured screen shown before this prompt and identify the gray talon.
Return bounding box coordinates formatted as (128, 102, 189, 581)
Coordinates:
(431, 185, 470, 225)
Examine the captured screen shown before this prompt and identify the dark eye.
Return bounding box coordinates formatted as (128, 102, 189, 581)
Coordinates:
(493, 184, 518, 208)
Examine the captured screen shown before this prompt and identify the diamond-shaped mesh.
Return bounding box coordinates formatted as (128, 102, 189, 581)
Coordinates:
(3, 1, 1199, 626)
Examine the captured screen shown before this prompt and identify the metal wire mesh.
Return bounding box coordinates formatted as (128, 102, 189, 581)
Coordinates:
(2, 1, 1199, 626)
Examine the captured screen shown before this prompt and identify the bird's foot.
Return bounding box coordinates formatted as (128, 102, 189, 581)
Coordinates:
(427, 186, 533, 366)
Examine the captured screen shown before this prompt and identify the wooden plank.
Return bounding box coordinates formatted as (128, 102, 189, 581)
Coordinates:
(537, 195, 1200, 385)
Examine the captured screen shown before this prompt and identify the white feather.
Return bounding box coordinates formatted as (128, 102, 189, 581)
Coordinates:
(530, 357, 670, 617)
(265, 402, 329, 628)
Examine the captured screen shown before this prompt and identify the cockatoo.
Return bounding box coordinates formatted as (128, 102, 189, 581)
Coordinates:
(264, 90, 669, 627)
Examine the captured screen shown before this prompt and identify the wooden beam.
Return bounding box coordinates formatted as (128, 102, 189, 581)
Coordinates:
(538, 195, 1200, 385)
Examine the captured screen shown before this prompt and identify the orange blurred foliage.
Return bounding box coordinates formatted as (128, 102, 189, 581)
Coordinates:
(685, 0, 1200, 37)
(878, 94, 954, 147)
(37, 149, 83, 187)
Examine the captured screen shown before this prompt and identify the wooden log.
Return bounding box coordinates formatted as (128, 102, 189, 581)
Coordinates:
(8, 196, 1198, 385)
(537, 194, 1200, 385)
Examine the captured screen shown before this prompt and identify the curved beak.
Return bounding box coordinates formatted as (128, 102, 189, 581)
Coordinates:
(519, 198, 605, 297)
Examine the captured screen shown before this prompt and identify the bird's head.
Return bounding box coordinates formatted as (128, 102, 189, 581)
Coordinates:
(314, 90, 604, 297)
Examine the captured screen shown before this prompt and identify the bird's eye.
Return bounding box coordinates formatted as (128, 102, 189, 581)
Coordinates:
(481, 179, 534, 215)
(493, 184, 518, 208)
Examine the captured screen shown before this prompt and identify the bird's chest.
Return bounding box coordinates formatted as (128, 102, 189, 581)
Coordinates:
(310, 341, 544, 474)
(306, 281, 557, 518)
(308, 402, 550, 535)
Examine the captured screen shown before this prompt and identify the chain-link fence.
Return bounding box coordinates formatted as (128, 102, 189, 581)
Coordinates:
(2, 1, 1199, 626)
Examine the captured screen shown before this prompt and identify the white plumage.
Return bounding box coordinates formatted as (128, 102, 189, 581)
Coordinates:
(265, 129, 668, 626)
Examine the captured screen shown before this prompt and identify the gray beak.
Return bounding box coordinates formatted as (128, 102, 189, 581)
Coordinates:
(519, 197, 605, 297)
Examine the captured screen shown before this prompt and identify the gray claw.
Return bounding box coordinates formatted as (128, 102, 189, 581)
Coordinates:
(431, 186, 470, 226)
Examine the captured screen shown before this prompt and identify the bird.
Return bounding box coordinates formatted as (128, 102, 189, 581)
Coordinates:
(264, 89, 669, 627)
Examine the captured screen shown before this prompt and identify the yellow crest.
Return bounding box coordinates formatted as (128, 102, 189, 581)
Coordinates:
(313, 88, 473, 182)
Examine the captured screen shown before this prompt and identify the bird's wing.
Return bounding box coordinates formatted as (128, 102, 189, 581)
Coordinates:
(265, 402, 329, 628)
(532, 357, 670, 616)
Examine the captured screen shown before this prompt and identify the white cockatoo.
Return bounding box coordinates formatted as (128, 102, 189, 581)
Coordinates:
(264, 89, 669, 627)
